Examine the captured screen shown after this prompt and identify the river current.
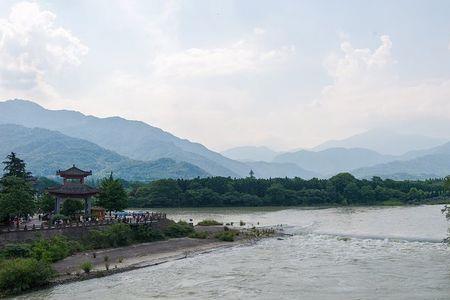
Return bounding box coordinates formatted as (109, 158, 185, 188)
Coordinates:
(18, 205, 450, 299)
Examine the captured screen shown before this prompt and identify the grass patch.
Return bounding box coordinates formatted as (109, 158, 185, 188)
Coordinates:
(381, 200, 403, 206)
(80, 261, 93, 274)
(197, 219, 223, 226)
(188, 231, 208, 239)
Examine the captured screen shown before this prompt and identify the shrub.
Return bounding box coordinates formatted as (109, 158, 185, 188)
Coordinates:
(197, 219, 223, 226)
(51, 214, 68, 224)
(30, 236, 77, 263)
(87, 224, 134, 248)
(80, 261, 93, 274)
(215, 231, 238, 242)
(0, 243, 32, 259)
(86, 230, 110, 249)
(188, 231, 208, 239)
(163, 221, 194, 238)
(106, 223, 133, 247)
(133, 226, 166, 243)
(103, 256, 110, 271)
(0, 258, 54, 296)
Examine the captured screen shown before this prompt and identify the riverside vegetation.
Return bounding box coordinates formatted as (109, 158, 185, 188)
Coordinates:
(127, 174, 450, 207)
(0, 222, 194, 296)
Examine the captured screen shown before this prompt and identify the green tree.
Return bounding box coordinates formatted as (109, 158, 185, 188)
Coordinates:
(343, 182, 360, 204)
(37, 193, 55, 214)
(2, 152, 30, 179)
(0, 176, 35, 222)
(97, 173, 128, 211)
(60, 199, 83, 217)
(265, 183, 288, 205)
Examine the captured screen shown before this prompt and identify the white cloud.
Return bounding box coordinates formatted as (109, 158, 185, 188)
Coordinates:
(253, 27, 265, 35)
(0, 1, 88, 99)
(298, 35, 450, 144)
(152, 41, 295, 78)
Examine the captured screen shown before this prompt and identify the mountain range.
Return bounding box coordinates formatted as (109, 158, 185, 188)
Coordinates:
(311, 128, 445, 155)
(273, 147, 395, 176)
(0, 100, 316, 180)
(0, 99, 249, 177)
(1, 99, 450, 181)
(222, 130, 450, 180)
(0, 124, 209, 181)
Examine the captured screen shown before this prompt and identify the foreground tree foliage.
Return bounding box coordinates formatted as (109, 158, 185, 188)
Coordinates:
(37, 193, 55, 214)
(0, 258, 54, 296)
(97, 173, 128, 212)
(0, 176, 35, 222)
(128, 173, 447, 207)
(2, 152, 31, 179)
(0, 153, 36, 223)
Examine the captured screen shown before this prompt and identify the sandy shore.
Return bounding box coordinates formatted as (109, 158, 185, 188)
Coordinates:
(52, 237, 238, 283)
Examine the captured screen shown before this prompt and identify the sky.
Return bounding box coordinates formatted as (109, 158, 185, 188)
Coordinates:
(0, 0, 449, 151)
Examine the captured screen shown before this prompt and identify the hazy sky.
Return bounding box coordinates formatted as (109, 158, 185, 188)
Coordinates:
(0, 0, 449, 151)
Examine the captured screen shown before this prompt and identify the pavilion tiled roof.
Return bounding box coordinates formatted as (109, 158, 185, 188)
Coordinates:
(56, 165, 92, 177)
(47, 182, 99, 196)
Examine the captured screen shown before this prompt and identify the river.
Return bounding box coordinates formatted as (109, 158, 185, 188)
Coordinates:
(18, 205, 450, 299)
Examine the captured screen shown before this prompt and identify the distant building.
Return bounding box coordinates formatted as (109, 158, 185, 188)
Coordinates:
(47, 165, 99, 217)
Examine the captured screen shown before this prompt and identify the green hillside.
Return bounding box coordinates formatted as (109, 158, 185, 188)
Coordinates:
(0, 124, 209, 181)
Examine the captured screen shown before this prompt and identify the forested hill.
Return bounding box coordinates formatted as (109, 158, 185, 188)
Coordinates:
(128, 173, 447, 208)
(0, 124, 209, 180)
(0, 99, 246, 177)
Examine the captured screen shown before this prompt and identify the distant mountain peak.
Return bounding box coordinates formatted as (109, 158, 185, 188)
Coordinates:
(312, 128, 446, 155)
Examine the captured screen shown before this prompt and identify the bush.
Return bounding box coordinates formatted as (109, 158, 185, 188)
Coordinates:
(30, 236, 81, 263)
(87, 224, 133, 248)
(80, 261, 93, 274)
(163, 221, 194, 238)
(51, 214, 68, 224)
(188, 231, 208, 239)
(133, 226, 166, 243)
(215, 231, 238, 242)
(86, 230, 110, 249)
(197, 219, 223, 226)
(0, 244, 32, 259)
(0, 258, 54, 296)
(106, 223, 133, 247)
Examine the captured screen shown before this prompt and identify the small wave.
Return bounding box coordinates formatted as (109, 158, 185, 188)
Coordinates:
(308, 231, 444, 243)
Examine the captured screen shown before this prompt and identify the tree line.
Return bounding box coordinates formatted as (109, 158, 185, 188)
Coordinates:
(1, 153, 449, 217)
(128, 174, 449, 207)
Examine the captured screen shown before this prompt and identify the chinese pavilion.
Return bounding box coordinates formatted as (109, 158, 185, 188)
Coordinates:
(47, 165, 99, 217)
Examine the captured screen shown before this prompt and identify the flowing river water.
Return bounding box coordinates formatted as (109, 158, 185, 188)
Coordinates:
(18, 205, 450, 300)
